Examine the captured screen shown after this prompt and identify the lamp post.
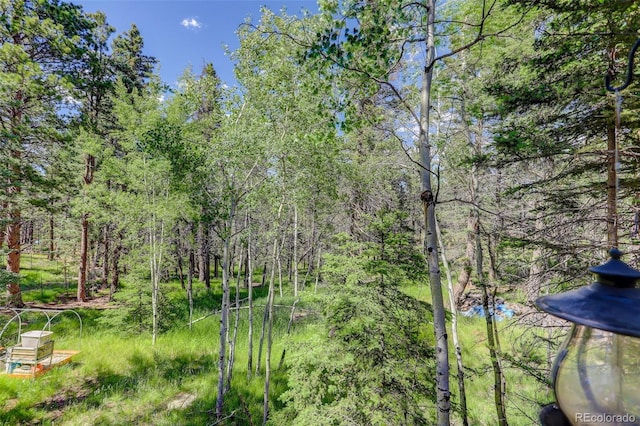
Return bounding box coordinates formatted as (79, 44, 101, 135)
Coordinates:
(537, 248, 640, 425)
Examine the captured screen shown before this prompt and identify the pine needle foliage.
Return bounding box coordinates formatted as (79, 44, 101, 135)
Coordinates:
(274, 212, 436, 425)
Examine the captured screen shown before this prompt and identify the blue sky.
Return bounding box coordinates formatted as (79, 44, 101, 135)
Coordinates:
(73, 0, 319, 87)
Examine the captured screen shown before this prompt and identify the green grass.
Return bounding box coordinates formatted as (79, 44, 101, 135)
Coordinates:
(0, 256, 553, 425)
(17, 254, 73, 304)
(0, 255, 305, 425)
(0, 310, 297, 425)
(401, 282, 552, 426)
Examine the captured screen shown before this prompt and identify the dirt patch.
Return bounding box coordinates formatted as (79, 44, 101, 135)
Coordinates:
(167, 392, 197, 410)
(293, 310, 311, 321)
(28, 292, 115, 311)
(4, 398, 19, 410)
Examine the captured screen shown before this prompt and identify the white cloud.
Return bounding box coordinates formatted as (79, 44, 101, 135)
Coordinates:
(180, 17, 202, 29)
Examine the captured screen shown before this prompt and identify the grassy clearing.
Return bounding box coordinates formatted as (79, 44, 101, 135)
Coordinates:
(0, 256, 552, 425)
(0, 304, 298, 425)
(1, 255, 298, 425)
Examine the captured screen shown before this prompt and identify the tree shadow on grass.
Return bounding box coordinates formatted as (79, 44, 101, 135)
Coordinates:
(5, 350, 218, 424)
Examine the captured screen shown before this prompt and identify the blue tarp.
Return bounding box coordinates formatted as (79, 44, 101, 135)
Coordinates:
(461, 303, 514, 321)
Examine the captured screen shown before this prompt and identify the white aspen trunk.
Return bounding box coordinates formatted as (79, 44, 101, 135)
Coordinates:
(263, 251, 276, 425)
(226, 245, 244, 393)
(247, 222, 254, 378)
(150, 216, 164, 346)
(420, 1, 450, 423)
(277, 233, 284, 298)
(256, 237, 278, 375)
(145, 161, 165, 348)
(436, 219, 468, 426)
(150, 228, 156, 345)
(216, 198, 236, 419)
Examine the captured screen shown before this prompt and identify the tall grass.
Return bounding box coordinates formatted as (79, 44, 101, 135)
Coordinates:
(0, 257, 302, 425)
(0, 257, 552, 425)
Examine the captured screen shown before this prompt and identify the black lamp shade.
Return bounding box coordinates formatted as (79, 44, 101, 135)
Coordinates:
(536, 249, 640, 338)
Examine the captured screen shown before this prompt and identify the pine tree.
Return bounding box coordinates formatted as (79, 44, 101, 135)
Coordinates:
(0, 0, 92, 306)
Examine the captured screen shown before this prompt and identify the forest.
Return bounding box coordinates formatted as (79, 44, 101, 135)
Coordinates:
(2, 0, 640, 425)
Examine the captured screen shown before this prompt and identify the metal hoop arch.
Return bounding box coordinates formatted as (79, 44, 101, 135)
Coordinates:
(0, 308, 83, 347)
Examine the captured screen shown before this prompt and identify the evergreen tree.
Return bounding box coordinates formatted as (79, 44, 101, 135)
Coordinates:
(0, 0, 92, 306)
(74, 11, 117, 302)
(111, 24, 157, 94)
(487, 1, 640, 286)
(276, 216, 433, 425)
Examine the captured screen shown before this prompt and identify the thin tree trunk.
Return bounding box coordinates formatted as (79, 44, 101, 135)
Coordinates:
(0, 210, 5, 250)
(278, 232, 285, 298)
(487, 234, 498, 282)
(6, 208, 23, 307)
(188, 246, 194, 330)
(102, 224, 110, 289)
(90, 234, 100, 293)
(6, 85, 24, 307)
(454, 210, 476, 306)
(420, 1, 450, 422)
(247, 219, 255, 378)
(314, 246, 322, 294)
(198, 222, 212, 288)
(109, 229, 123, 301)
(147, 162, 166, 346)
(198, 221, 206, 282)
(263, 247, 277, 425)
(151, 233, 157, 343)
(256, 237, 278, 375)
(216, 235, 230, 418)
(21, 219, 32, 246)
(204, 226, 211, 289)
(78, 152, 95, 302)
(526, 222, 544, 304)
(491, 284, 507, 415)
(77, 213, 89, 302)
(229, 240, 237, 281)
(436, 219, 468, 426)
(48, 213, 55, 261)
(216, 199, 236, 419)
(293, 204, 298, 297)
(278, 298, 299, 370)
(226, 246, 244, 393)
(177, 252, 186, 290)
(477, 229, 507, 426)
